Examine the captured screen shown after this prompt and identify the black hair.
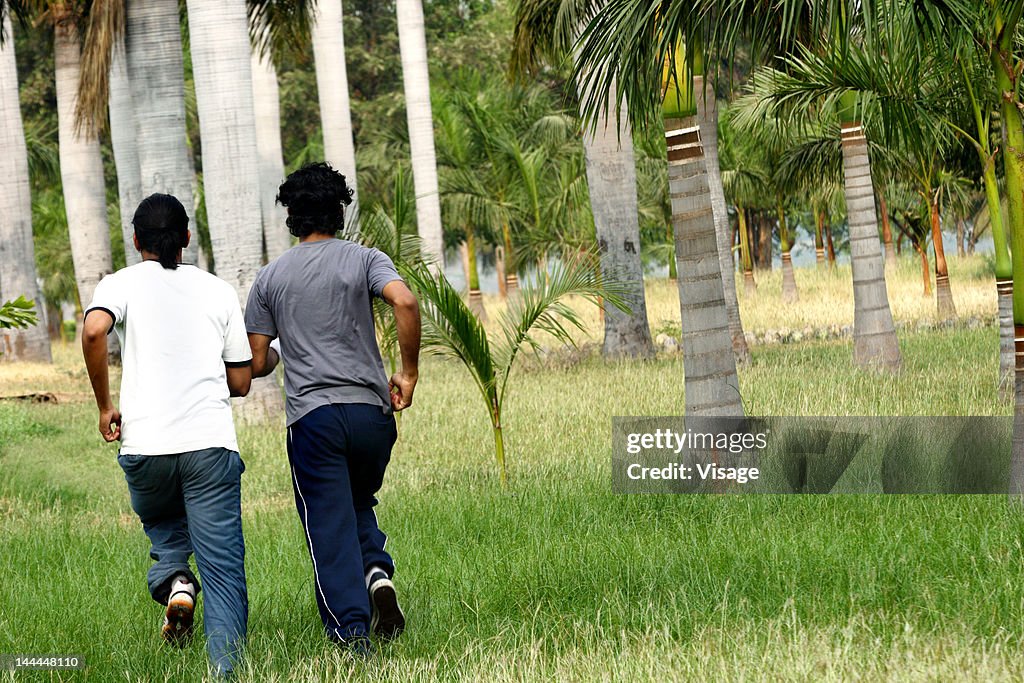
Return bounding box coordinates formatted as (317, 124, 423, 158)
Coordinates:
(133, 194, 189, 270)
(276, 162, 354, 238)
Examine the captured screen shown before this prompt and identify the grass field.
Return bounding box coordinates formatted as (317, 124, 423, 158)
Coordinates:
(2, 259, 1022, 681)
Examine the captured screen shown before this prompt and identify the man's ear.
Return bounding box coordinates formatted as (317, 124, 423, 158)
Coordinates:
(183, 229, 192, 248)
(132, 234, 140, 252)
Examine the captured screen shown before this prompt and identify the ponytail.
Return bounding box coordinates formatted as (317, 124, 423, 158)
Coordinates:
(133, 194, 189, 270)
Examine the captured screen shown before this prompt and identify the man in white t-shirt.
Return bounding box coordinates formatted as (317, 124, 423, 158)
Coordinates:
(81, 194, 252, 679)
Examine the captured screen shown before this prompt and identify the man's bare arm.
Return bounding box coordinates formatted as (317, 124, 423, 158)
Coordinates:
(225, 365, 252, 397)
(382, 280, 420, 411)
(81, 310, 121, 442)
(248, 333, 280, 378)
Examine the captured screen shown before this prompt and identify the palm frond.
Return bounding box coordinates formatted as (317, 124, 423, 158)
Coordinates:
(494, 254, 625, 403)
(401, 264, 499, 408)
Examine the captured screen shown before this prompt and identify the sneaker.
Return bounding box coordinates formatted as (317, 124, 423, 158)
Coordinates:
(367, 569, 405, 640)
(332, 633, 375, 659)
(162, 575, 195, 645)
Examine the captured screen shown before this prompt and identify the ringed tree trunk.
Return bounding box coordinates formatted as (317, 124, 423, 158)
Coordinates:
(929, 199, 956, 319)
(55, 16, 113, 312)
(251, 47, 291, 259)
(108, 40, 142, 267)
(916, 240, 932, 297)
(877, 190, 897, 268)
(738, 206, 756, 296)
(757, 212, 772, 270)
(814, 207, 826, 266)
(502, 223, 519, 293)
(665, 117, 743, 416)
(464, 226, 487, 321)
(125, 0, 198, 265)
(824, 212, 836, 266)
(695, 75, 749, 364)
(840, 120, 901, 372)
(0, 15, 51, 362)
(186, 0, 283, 422)
(311, 0, 359, 225)
(581, 89, 655, 359)
(495, 245, 507, 298)
(991, 25, 1024, 499)
(956, 219, 965, 257)
(396, 0, 444, 271)
(777, 201, 798, 303)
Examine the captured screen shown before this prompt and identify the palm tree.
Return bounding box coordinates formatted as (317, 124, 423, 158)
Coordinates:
(123, 0, 199, 265)
(108, 39, 141, 267)
(0, 13, 51, 361)
(512, 0, 656, 359)
(53, 5, 113, 314)
(310, 0, 359, 221)
(396, 0, 444, 270)
(573, 0, 903, 374)
(661, 46, 743, 416)
(404, 257, 624, 485)
(250, 44, 290, 259)
(185, 0, 282, 419)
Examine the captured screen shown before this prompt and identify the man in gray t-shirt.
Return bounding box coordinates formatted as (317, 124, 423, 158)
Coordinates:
(245, 162, 421, 652)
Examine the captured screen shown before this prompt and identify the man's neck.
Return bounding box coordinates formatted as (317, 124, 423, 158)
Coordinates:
(140, 250, 183, 264)
(299, 233, 336, 244)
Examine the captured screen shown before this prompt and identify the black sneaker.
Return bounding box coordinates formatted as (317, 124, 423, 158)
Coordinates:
(367, 570, 405, 640)
(333, 634, 375, 659)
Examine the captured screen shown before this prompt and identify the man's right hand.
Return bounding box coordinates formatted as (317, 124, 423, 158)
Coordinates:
(389, 371, 417, 411)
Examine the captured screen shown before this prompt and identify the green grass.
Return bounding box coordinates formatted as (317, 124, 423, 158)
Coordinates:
(1, 272, 1020, 680)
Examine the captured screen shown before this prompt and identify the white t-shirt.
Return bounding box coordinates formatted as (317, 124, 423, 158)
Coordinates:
(85, 262, 252, 455)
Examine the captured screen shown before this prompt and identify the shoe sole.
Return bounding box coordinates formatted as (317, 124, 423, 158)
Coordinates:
(369, 581, 405, 640)
(162, 597, 194, 646)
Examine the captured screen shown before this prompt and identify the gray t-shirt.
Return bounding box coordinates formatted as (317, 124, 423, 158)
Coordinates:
(244, 238, 401, 426)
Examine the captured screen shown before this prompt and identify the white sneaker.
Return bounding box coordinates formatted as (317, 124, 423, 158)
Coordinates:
(367, 569, 405, 640)
(161, 575, 195, 645)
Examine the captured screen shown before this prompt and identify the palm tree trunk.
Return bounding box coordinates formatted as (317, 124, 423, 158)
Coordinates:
(465, 226, 487, 321)
(917, 242, 932, 297)
(495, 245, 507, 298)
(738, 206, 755, 296)
(55, 16, 113, 313)
(814, 207, 825, 266)
(311, 0, 359, 223)
(665, 117, 743, 417)
(396, 0, 444, 271)
(840, 122, 901, 371)
(502, 223, 518, 293)
(581, 90, 654, 359)
(877, 190, 896, 268)
(777, 202, 798, 304)
(757, 212, 772, 270)
(695, 76, 749, 364)
(125, 0, 198, 265)
(0, 15, 51, 362)
(251, 48, 291, 259)
(825, 212, 836, 266)
(999, 277, 1014, 399)
(930, 199, 956, 319)
(108, 40, 141, 267)
(186, 0, 283, 421)
(956, 219, 965, 257)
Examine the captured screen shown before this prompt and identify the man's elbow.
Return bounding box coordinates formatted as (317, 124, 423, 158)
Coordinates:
(393, 291, 419, 314)
(229, 379, 252, 398)
(81, 326, 107, 348)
